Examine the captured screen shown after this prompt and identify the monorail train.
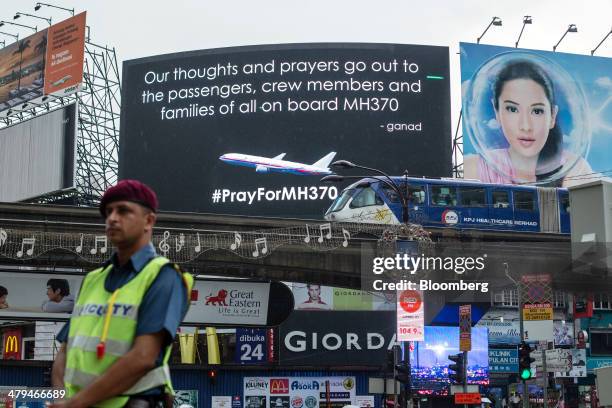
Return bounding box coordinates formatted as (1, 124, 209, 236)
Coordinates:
(324, 177, 570, 234)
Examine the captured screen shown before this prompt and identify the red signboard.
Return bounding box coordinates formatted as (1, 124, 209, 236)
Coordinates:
(454, 393, 481, 404)
(2, 328, 22, 360)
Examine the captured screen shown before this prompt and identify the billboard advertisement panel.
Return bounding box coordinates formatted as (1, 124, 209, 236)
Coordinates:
(0, 104, 77, 202)
(0, 12, 86, 114)
(278, 311, 396, 366)
(243, 376, 356, 408)
(0, 272, 82, 320)
(460, 42, 612, 187)
(410, 326, 489, 396)
(120, 43, 451, 218)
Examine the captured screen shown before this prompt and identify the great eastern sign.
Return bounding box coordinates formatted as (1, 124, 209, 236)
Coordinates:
(279, 311, 397, 366)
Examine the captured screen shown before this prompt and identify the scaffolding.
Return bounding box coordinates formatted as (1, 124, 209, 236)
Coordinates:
(0, 40, 121, 206)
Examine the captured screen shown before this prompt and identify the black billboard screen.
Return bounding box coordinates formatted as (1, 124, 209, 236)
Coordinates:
(120, 43, 451, 217)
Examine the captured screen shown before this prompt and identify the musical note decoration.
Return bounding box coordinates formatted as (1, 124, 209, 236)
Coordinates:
(0, 228, 7, 248)
(0, 220, 407, 263)
(252, 237, 268, 257)
(195, 233, 202, 253)
(90, 235, 108, 255)
(159, 231, 170, 256)
(318, 223, 332, 243)
(175, 233, 185, 252)
(16, 237, 35, 258)
(230, 233, 242, 250)
(342, 228, 350, 248)
(304, 225, 311, 243)
(76, 233, 84, 253)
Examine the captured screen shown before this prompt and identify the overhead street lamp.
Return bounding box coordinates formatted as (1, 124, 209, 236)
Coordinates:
(34, 2, 74, 16)
(321, 160, 410, 224)
(591, 26, 612, 56)
(14, 12, 52, 26)
(553, 24, 578, 52)
(477, 16, 502, 44)
(0, 20, 37, 33)
(515, 15, 532, 48)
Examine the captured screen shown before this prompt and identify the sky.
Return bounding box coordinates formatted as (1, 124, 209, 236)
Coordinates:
(1, 0, 611, 134)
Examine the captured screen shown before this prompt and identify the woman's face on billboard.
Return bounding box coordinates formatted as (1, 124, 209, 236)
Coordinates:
(495, 78, 558, 158)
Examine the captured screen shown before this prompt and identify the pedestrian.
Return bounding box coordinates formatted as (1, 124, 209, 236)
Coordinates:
(0, 285, 8, 309)
(50, 179, 193, 408)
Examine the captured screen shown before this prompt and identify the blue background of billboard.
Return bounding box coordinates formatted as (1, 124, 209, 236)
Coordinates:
(460, 42, 612, 179)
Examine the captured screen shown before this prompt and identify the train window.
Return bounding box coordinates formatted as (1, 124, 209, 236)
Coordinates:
(514, 190, 535, 211)
(349, 187, 384, 208)
(408, 186, 426, 205)
(492, 190, 510, 208)
(560, 193, 570, 213)
(430, 185, 457, 206)
(380, 185, 400, 203)
(327, 189, 354, 213)
(459, 187, 486, 207)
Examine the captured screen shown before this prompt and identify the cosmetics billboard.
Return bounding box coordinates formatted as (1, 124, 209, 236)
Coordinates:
(461, 42, 612, 187)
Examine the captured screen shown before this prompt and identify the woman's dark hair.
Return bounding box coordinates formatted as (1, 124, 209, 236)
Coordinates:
(493, 60, 563, 183)
(0, 285, 7, 297)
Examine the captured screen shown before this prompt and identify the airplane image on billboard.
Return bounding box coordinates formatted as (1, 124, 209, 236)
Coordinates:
(219, 152, 336, 176)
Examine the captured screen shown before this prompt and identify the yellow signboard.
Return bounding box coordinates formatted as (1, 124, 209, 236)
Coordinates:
(523, 303, 553, 321)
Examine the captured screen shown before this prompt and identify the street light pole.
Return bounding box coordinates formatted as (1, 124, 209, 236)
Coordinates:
(505, 263, 529, 408)
(324, 161, 412, 407)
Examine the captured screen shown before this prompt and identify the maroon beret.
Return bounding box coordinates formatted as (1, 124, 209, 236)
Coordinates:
(99, 179, 158, 217)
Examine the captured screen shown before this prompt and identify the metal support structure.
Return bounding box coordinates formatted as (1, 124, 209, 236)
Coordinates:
(452, 109, 463, 178)
(542, 346, 548, 408)
(0, 39, 120, 206)
(404, 342, 411, 408)
(463, 350, 468, 408)
(591, 27, 612, 55)
(515, 16, 532, 48)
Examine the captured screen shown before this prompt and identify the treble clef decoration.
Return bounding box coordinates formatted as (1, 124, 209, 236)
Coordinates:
(159, 230, 170, 256)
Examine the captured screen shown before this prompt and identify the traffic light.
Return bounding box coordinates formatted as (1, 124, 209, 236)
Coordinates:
(208, 368, 218, 386)
(395, 360, 411, 384)
(518, 342, 535, 381)
(448, 353, 465, 384)
(386, 347, 396, 373)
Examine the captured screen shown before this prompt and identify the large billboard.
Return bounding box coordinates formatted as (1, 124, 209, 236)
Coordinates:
(0, 104, 77, 202)
(279, 311, 396, 366)
(0, 12, 86, 115)
(120, 43, 451, 218)
(461, 42, 612, 187)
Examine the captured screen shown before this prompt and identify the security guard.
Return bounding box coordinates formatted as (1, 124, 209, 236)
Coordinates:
(51, 180, 193, 408)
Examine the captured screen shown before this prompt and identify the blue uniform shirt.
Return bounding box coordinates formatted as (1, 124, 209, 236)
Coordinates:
(57, 243, 189, 394)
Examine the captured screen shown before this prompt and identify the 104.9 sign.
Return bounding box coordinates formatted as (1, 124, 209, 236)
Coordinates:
(235, 328, 268, 364)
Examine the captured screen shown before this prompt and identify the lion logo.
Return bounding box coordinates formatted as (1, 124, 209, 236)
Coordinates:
(205, 289, 228, 306)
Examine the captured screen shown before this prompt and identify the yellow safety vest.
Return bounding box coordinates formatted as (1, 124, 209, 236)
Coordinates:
(64, 256, 193, 408)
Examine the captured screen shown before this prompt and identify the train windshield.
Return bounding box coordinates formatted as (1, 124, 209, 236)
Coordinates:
(326, 188, 355, 215)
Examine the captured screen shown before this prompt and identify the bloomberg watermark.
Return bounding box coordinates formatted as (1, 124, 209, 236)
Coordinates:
(364, 250, 490, 293)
